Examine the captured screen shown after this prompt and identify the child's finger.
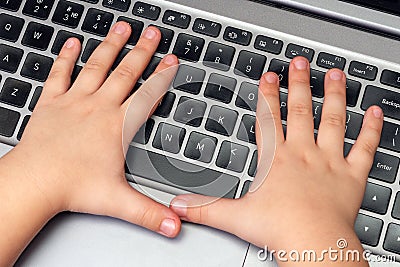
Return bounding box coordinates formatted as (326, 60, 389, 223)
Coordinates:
(98, 27, 161, 104)
(70, 21, 131, 96)
(316, 69, 347, 155)
(256, 72, 285, 148)
(170, 194, 240, 235)
(40, 38, 81, 102)
(346, 106, 383, 179)
(286, 57, 315, 145)
(103, 183, 181, 238)
(121, 55, 178, 147)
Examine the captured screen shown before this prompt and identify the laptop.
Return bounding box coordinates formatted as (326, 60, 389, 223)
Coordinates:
(0, 0, 398, 266)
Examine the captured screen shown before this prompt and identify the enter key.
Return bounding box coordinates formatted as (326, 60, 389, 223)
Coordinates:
(369, 151, 399, 184)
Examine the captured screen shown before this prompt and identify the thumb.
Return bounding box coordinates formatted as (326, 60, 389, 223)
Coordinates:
(103, 183, 181, 238)
(170, 194, 241, 234)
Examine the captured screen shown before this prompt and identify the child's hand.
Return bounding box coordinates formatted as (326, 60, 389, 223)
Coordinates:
(7, 22, 181, 237)
(171, 57, 383, 265)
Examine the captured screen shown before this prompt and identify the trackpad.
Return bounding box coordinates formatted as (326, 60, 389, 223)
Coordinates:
(16, 188, 249, 266)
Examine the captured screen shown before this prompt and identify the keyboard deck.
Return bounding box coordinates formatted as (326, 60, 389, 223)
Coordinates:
(0, 0, 399, 261)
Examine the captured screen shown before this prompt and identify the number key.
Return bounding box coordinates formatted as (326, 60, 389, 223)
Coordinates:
(172, 33, 205, 62)
(234, 50, 266, 80)
(0, 0, 23, 11)
(52, 0, 84, 28)
(103, 0, 131, 12)
(81, 8, 114, 37)
(22, 0, 55, 20)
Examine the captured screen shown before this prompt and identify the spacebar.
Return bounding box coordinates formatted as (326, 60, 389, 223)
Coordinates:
(125, 146, 239, 198)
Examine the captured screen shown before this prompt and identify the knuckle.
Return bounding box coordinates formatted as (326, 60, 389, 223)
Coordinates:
(133, 43, 155, 55)
(257, 109, 280, 124)
(359, 140, 377, 156)
(290, 79, 310, 88)
(197, 204, 209, 224)
(323, 113, 345, 127)
(136, 207, 155, 228)
(101, 38, 122, 50)
(114, 64, 139, 81)
(288, 103, 311, 116)
(135, 86, 159, 103)
(84, 59, 106, 72)
(47, 68, 65, 81)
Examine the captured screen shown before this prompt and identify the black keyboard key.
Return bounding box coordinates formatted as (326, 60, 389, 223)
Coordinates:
(184, 132, 217, 163)
(361, 85, 400, 121)
(344, 111, 363, 140)
(151, 25, 173, 54)
(21, 52, 53, 82)
(0, 44, 23, 73)
(81, 0, 99, 3)
(153, 91, 175, 118)
(346, 79, 361, 107)
(203, 41, 235, 71)
(268, 59, 289, 88)
(348, 61, 378, 81)
(381, 69, 400, 89)
(241, 180, 251, 197)
(370, 152, 399, 184)
(0, 78, 31, 108)
(51, 30, 84, 55)
(192, 18, 221, 37)
(0, 0, 23, 11)
(234, 50, 266, 80)
(132, 118, 154, 145)
(392, 193, 400, 219)
(310, 69, 325, 98)
(285, 43, 315, 62)
(29, 86, 42, 111)
(52, 0, 84, 28)
(0, 13, 24, 42)
(355, 213, 383, 246)
(81, 38, 101, 63)
(173, 65, 205, 94)
(22, 22, 54, 50)
(22, 0, 54, 19)
(235, 82, 258, 112)
(102, 0, 131, 12)
(163, 10, 190, 29)
(216, 141, 249, 173)
(383, 223, 400, 254)
(280, 92, 288, 121)
(344, 142, 352, 157)
(142, 56, 160, 80)
(0, 106, 20, 137)
(248, 151, 257, 177)
(173, 96, 206, 127)
(132, 1, 160, 20)
(223, 26, 252, 46)
(81, 8, 113, 37)
(205, 105, 238, 136)
(254, 35, 283, 55)
(152, 123, 185, 154)
(361, 182, 391, 215)
(112, 47, 130, 70)
(71, 65, 82, 84)
(204, 73, 237, 104)
(237, 114, 256, 144)
(380, 122, 400, 153)
(17, 115, 30, 141)
(172, 33, 205, 62)
(118, 17, 144, 46)
(126, 146, 239, 198)
(316, 52, 346, 70)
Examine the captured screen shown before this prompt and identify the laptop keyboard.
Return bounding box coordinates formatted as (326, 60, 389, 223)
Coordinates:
(0, 0, 400, 260)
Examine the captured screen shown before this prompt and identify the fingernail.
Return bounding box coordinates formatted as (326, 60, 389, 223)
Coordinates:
(171, 199, 187, 218)
(329, 69, 344, 81)
(163, 54, 177, 65)
(113, 23, 127, 34)
(64, 38, 75, 49)
(264, 73, 278, 84)
(159, 218, 176, 237)
(373, 107, 383, 118)
(144, 28, 157, 39)
(293, 58, 308, 70)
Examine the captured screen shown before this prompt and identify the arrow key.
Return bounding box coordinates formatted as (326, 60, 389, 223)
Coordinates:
(384, 223, 400, 254)
(355, 213, 383, 247)
(361, 182, 391, 215)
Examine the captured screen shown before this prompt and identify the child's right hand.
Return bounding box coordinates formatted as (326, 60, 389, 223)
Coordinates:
(171, 57, 383, 266)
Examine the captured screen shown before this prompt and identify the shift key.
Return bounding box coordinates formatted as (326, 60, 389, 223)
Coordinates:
(361, 85, 400, 121)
